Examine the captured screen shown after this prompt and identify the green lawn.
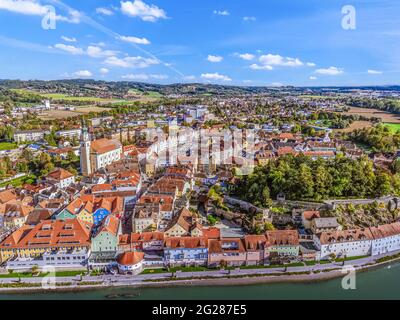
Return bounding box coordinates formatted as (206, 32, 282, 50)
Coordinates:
(0, 142, 17, 151)
(383, 122, 400, 133)
(334, 255, 368, 262)
(0, 174, 36, 188)
(0, 270, 86, 278)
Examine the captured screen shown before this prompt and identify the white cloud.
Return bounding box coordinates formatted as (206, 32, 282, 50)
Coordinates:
(182, 75, 196, 81)
(91, 42, 106, 47)
(61, 36, 77, 43)
(54, 43, 85, 55)
(54, 43, 117, 58)
(122, 73, 168, 80)
(73, 70, 92, 77)
(207, 55, 223, 63)
(271, 82, 284, 87)
(120, 0, 167, 22)
(104, 55, 159, 68)
(243, 16, 256, 21)
(0, 0, 81, 23)
(201, 72, 231, 82)
(96, 7, 114, 16)
(259, 54, 303, 67)
(100, 68, 109, 75)
(250, 64, 273, 70)
(119, 35, 151, 45)
(213, 10, 229, 16)
(0, 0, 48, 15)
(238, 53, 255, 61)
(367, 69, 383, 74)
(315, 66, 344, 75)
(250, 54, 304, 70)
(306, 62, 316, 67)
(309, 76, 317, 80)
(86, 45, 117, 58)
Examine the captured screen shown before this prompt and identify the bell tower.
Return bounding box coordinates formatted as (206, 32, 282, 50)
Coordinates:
(80, 121, 92, 176)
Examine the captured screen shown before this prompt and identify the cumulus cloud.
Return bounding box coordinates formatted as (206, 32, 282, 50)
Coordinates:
(54, 44, 117, 58)
(243, 16, 256, 21)
(182, 75, 196, 81)
(306, 62, 316, 67)
(54, 43, 84, 55)
(309, 76, 317, 80)
(73, 70, 92, 77)
(0, 0, 81, 23)
(99, 68, 109, 74)
(237, 53, 255, 61)
(249, 53, 305, 70)
(367, 69, 383, 74)
(120, 0, 167, 22)
(250, 64, 273, 70)
(213, 10, 229, 16)
(86, 45, 117, 58)
(259, 54, 303, 67)
(96, 7, 114, 16)
(201, 72, 231, 82)
(61, 36, 77, 43)
(315, 66, 344, 75)
(104, 55, 159, 68)
(122, 73, 168, 80)
(119, 35, 151, 45)
(207, 55, 223, 63)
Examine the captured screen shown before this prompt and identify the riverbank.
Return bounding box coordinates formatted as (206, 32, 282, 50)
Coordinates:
(2, 252, 400, 295)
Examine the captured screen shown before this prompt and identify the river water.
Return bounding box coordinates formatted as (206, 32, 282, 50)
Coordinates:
(1, 262, 399, 300)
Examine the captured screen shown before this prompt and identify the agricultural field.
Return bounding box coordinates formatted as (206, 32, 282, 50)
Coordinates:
(344, 106, 400, 123)
(334, 120, 373, 133)
(41, 93, 108, 102)
(39, 105, 112, 120)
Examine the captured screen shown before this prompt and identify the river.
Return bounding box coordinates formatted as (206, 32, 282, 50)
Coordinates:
(1, 261, 400, 300)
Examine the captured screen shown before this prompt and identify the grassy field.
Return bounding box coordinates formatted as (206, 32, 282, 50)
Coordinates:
(0, 142, 17, 151)
(41, 93, 113, 102)
(383, 122, 400, 133)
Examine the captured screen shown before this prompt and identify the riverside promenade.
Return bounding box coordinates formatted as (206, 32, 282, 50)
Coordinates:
(0, 251, 396, 290)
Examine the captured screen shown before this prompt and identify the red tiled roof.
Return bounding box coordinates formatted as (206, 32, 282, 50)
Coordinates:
(0, 219, 92, 249)
(164, 236, 207, 249)
(117, 251, 144, 266)
(91, 138, 121, 154)
(46, 168, 74, 181)
(266, 230, 299, 246)
(303, 211, 321, 221)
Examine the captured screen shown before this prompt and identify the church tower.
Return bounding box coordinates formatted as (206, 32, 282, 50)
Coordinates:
(80, 123, 92, 176)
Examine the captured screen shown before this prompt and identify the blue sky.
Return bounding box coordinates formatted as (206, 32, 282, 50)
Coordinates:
(0, 0, 399, 86)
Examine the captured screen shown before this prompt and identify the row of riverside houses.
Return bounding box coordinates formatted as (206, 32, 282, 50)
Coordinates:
(315, 222, 400, 260)
(115, 229, 300, 274)
(110, 221, 400, 274)
(2, 203, 400, 272)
